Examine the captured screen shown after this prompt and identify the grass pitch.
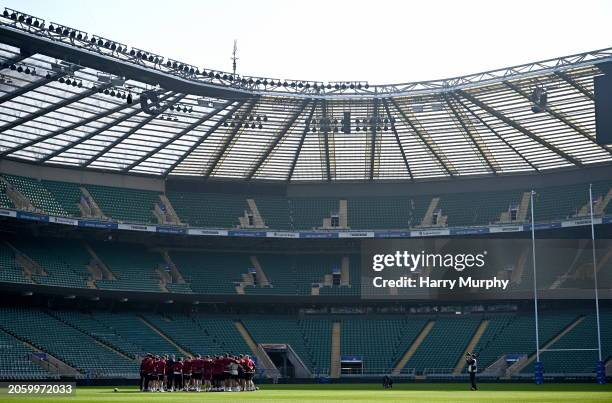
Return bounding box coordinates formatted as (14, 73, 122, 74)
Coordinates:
(1, 383, 611, 403)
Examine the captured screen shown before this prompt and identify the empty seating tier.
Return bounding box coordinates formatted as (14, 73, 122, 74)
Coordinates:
(1, 174, 612, 230)
(92, 242, 163, 292)
(0, 307, 137, 377)
(85, 184, 159, 224)
(11, 238, 90, 288)
(341, 317, 429, 374)
(0, 242, 31, 284)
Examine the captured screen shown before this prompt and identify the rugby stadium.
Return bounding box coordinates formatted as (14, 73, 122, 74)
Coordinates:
(0, 5, 611, 402)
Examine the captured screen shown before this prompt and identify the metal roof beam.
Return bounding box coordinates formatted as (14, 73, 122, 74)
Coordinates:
(554, 71, 594, 101)
(0, 83, 112, 134)
(246, 98, 310, 180)
(203, 97, 259, 179)
(369, 98, 380, 180)
(81, 93, 185, 167)
(0, 97, 135, 157)
(164, 100, 246, 177)
(287, 101, 318, 181)
(450, 93, 539, 172)
(2, 20, 611, 98)
(39, 91, 175, 163)
(123, 101, 232, 172)
(382, 99, 413, 180)
(456, 89, 584, 167)
(0, 71, 65, 104)
(321, 100, 331, 181)
(389, 98, 455, 177)
(444, 94, 497, 174)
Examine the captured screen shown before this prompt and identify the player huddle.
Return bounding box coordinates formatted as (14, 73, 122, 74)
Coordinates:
(139, 353, 257, 392)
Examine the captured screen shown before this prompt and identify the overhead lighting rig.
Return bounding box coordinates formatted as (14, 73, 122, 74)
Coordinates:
(168, 103, 193, 114)
(2, 8, 44, 29)
(4, 62, 36, 75)
(223, 113, 268, 130)
(99, 86, 131, 100)
(3, 7, 612, 97)
(131, 48, 165, 65)
(306, 113, 394, 133)
(47, 22, 87, 41)
(0, 7, 377, 96)
(355, 116, 395, 132)
(57, 76, 83, 88)
(89, 35, 128, 54)
(166, 59, 199, 76)
(530, 86, 548, 113)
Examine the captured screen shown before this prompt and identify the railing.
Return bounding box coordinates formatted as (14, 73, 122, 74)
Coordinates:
(0, 201, 606, 236)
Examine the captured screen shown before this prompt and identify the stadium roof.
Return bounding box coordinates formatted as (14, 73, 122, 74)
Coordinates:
(1, 8, 612, 182)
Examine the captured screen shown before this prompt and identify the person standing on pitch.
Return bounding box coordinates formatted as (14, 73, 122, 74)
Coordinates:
(466, 353, 478, 390)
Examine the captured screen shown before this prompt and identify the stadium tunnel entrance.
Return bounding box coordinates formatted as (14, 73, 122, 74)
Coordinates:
(261, 344, 312, 378)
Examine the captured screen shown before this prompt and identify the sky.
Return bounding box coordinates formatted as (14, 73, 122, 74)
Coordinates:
(3, 0, 612, 84)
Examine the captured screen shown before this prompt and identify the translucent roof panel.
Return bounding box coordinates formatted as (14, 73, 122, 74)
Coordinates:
(1, 11, 612, 182)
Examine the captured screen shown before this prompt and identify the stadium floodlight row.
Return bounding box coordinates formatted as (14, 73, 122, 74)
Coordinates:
(1, 8, 612, 180)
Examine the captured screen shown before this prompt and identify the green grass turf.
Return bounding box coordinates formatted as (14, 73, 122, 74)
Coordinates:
(1, 383, 611, 403)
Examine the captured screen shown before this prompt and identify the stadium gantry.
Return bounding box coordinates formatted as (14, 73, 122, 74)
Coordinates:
(1, 7, 612, 388)
(1, 8, 612, 181)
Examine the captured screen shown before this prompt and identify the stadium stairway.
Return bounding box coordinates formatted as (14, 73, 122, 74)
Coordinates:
(0, 242, 32, 284)
(138, 316, 192, 357)
(404, 317, 481, 375)
(392, 320, 435, 376)
(47, 310, 142, 360)
(453, 319, 489, 374)
(45, 311, 135, 362)
(330, 321, 341, 378)
(250, 255, 271, 286)
(317, 200, 348, 230)
(159, 250, 192, 293)
(510, 247, 530, 285)
(0, 327, 77, 378)
(516, 192, 531, 222)
(419, 197, 448, 227)
(235, 256, 271, 294)
(5, 242, 46, 279)
(154, 195, 182, 225)
(340, 256, 350, 286)
(506, 315, 586, 377)
(234, 321, 281, 379)
(596, 188, 612, 215)
(0, 308, 137, 376)
(82, 243, 116, 280)
(78, 187, 106, 219)
(1, 178, 36, 212)
(238, 199, 267, 229)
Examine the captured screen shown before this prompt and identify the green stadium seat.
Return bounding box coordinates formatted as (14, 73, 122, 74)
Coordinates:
(85, 184, 159, 224)
(91, 242, 164, 292)
(11, 238, 90, 288)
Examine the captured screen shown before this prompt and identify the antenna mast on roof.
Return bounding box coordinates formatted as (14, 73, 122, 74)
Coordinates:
(231, 39, 238, 76)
